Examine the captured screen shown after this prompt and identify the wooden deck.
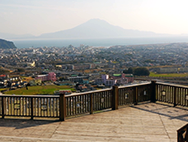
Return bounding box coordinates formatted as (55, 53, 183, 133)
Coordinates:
(0, 103, 187, 142)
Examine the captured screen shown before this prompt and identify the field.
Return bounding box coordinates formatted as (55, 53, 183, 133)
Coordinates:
(149, 72, 188, 77)
(5, 85, 76, 95)
(0, 88, 7, 92)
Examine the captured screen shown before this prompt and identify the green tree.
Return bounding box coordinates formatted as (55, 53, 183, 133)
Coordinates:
(133, 67, 150, 76)
(123, 67, 133, 74)
(0, 68, 9, 74)
(17, 68, 25, 72)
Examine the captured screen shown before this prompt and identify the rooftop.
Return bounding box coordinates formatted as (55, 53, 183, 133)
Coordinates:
(0, 103, 186, 142)
(113, 74, 121, 77)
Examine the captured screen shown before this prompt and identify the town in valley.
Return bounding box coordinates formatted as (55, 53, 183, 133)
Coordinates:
(1, 42, 188, 95)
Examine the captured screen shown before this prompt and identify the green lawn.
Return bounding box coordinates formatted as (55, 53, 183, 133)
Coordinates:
(0, 88, 7, 92)
(5, 85, 76, 95)
(149, 72, 188, 77)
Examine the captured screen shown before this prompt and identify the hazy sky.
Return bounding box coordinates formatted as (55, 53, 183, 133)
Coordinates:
(0, 0, 188, 36)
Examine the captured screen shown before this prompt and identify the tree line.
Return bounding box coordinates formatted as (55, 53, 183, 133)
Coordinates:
(123, 67, 150, 76)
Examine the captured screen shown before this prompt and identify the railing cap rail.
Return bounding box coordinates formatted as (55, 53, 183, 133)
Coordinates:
(66, 82, 151, 97)
(118, 82, 151, 89)
(65, 88, 112, 97)
(156, 82, 188, 89)
(177, 123, 188, 132)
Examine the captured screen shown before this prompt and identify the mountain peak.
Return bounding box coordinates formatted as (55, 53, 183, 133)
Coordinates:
(39, 19, 158, 39)
(75, 18, 111, 28)
(85, 18, 109, 23)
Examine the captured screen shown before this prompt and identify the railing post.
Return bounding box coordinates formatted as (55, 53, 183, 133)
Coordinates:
(31, 97, 33, 120)
(134, 87, 138, 105)
(112, 85, 118, 110)
(151, 80, 156, 103)
(90, 94, 93, 114)
(174, 87, 177, 107)
(59, 93, 66, 121)
(2, 97, 4, 119)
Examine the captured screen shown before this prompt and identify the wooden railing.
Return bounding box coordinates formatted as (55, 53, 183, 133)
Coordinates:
(2, 81, 188, 141)
(0, 95, 59, 119)
(155, 82, 188, 107)
(177, 123, 188, 142)
(0, 81, 153, 120)
(1, 81, 188, 121)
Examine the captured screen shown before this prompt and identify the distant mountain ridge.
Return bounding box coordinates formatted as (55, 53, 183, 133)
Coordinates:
(0, 32, 35, 39)
(39, 19, 161, 39)
(0, 19, 171, 40)
(0, 39, 17, 49)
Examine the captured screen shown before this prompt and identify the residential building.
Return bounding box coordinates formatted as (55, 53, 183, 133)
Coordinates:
(35, 72, 56, 81)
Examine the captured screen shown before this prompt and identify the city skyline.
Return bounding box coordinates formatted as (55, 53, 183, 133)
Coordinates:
(0, 0, 188, 36)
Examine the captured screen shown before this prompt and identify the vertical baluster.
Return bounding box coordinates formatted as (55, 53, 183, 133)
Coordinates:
(103, 92, 104, 109)
(171, 87, 173, 103)
(41, 98, 43, 117)
(106, 91, 109, 108)
(20, 97, 22, 116)
(186, 89, 188, 107)
(86, 94, 88, 112)
(97, 93, 99, 110)
(90, 93, 93, 114)
(112, 86, 118, 110)
(37, 98, 40, 117)
(74, 96, 76, 115)
(69, 97, 71, 116)
(56, 98, 58, 117)
(2, 97, 4, 118)
(46, 98, 49, 117)
(105, 92, 107, 109)
(179, 88, 182, 105)
(52, 98, 54, 117)
(81, 95, 83, 114)
(9, 97, 10, 115)
(183, 89, 185, 106)
(134, 87, 138, 105)
(182, 88, 185, 106)
(174, 87, 176, 107)
(78, 95, 80, 114)
(31, 97, 33, 119)
(84, 95, 86, 113)
(49, 98, 51, 117)
(66, 98, 68, 116)
(12, 97, 14, 116)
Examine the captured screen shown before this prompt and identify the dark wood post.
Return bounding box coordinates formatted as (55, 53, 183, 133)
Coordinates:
(90, 94, 93, 114)
(59, 93, 66, 121)
(112, 85, 118, 110)
(151, 80, 156, 103)
(134, 87, 138, 105)
(2, 97, 4, 119)
(174, 87, 177, 107)
(31, 97, 33, 120)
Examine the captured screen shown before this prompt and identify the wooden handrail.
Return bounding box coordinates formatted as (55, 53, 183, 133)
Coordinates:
(156, 82, 188, 89)
(177, 123, 188, 142)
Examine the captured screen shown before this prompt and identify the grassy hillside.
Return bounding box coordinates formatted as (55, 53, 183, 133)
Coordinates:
(0, 39, 16, 49)
(149, 72, 188, 77)
(5, 85, 76, 95)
